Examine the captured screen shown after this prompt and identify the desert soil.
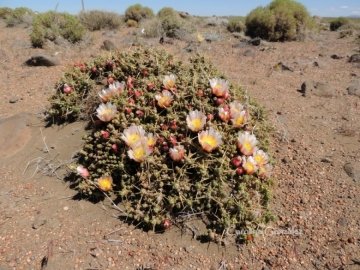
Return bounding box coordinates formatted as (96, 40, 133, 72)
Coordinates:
(0, 20, 359, 270)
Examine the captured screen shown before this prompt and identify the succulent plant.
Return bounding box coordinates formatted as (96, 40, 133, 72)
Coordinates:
(47, 48, 274, 244)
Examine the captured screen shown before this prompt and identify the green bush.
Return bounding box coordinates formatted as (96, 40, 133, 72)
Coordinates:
(47, 48, 273, 243)
(125, 4, 154, 23)
(227, 18, 245, 33)
(30, 11, 85, 48)
(4, 7, 34, 27)
(245, 0, 312, 41)
(157, 7, 182, 38)
(126, 19, 138, 28)
(79, 10, 123, 31)
(330, 17, 350, 31)
(0, 7, 12, 19)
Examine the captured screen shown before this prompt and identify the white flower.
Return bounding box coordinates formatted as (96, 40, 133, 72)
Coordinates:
(169, 145, 185, 161)
(127, 141, 152, 163)
(258, 163, 273, 179)
(229, 101, 244, 115)
(96, 102, 117, 122)
(98, 81, 124, 102)
(253, 149, 269, 166)
(163, 74, 176, 90)
(186, 110, 206, 132)
(231, 110, 248, 128)
(155, 90, 173, 108)
(237, 131, 258, 156)
(198, 127, 223, 153)
(209, 78, 229, 98)
(242, 156, 258, 175)
(121, 125, 146, 148)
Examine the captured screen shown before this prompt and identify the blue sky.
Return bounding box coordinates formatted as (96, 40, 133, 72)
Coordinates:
(1, 0, 360, 17)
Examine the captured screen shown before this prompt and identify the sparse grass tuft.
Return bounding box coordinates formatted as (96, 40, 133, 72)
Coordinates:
(227, 18, 245, 33)
(3, 7, 34, 27)
(79, 10, 123, 31)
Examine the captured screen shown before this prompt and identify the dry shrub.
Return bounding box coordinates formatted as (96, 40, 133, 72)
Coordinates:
(330, 17, 350, 31)
(79, 10, 123, 31)
(227, 18, 245, 33)
(125, 4, 154, 23)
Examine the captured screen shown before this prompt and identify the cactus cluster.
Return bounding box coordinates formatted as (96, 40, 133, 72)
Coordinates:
(47, 48, 273, 243)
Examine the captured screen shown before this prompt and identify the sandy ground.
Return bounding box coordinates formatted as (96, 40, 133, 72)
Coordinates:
(0, 20, 359, 269)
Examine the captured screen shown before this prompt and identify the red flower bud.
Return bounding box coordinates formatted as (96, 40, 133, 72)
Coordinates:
(231, 156, 242, 168)
(207, 114, 214, 121)
(169, 135, 177, 146)
(101, 130, 110, 139)
(124, 107, 132, 114)
(215, 97, 225, 106)
(111, 144, 118, 153)
(135, 110, 144, 118)
(162, 219, 172, 229)
(147, 82, 155, 91)
(236, 167, 244, 175)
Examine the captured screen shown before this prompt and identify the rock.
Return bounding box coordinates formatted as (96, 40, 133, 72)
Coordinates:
(25, 55, 59, 67)
(300, 81, 335, 97)
(243, 49, 255, 57)
(321, 157, 332, 163)
(101, 40, 116, 51)
(205, 16, 228, 27)
(349, 54, 360, 63)
(343, 162, 360, 182)
(274, 62, 294, 72)
(249, 37, 261, 46)
(313, 61, 320, 67)
(331, 54, 343, 60)
(178, 11, 190, 18)
(339, 29, 353, 38)
(32, 218, 47, 229)
(9, 97, 19, 104)
(347, 80, 360, 97)
(205, 33, 221, 43)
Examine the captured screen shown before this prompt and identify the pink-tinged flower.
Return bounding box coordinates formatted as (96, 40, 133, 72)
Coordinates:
(231, 156, 242, 167)
(229, 101, 244, 115)
(237, 132, 258, 156)
(198, 127, 223, 153)
(127, 141, 152, 163)
(186, 110, 207, 132)
(121, 125, 146, 148)
(101, 130, 110, 139)
(98, 81, 124, 102)
(231, 110, 248, 128)
(258, 163, 273, 179)
(127, 76, 134, 89)
(169, 145, 185, 161)
(97, 175, 113, 192)
(96, 102, 118, 122)
(163, 74, 176, 90)
(253, 149, 269, 166)
(145, 133, 157, 149)
(242, 156, 258, 175)
(76, 165, 89, 178)
(209, 78, 229, 98)
(63, 84, 73, 94)
(155, 90, 173, 108)
(111, 144, 118, 153)
(218, 106, 231, 122)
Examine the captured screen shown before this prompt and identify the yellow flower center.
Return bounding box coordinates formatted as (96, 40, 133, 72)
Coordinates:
(254, 154, 264, 164)
(191, 118, 203, 130)
(133, 147, 146, 161)
(128, 133, 140, 145)
(202, 135, 217, 148)
(98, 177, 112, 192)
(244, 162, 255, 173)
(242, 140, 253, 153)
(159, 96, 171, 107)
(234, 115, 244, 126)
(147, 137, 156, 147)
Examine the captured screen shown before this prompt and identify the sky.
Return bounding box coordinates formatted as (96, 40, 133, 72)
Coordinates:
(0, 0, 360, 17)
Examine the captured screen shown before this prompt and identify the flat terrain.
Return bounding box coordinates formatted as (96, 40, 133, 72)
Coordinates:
(0, 20, 359, 269)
